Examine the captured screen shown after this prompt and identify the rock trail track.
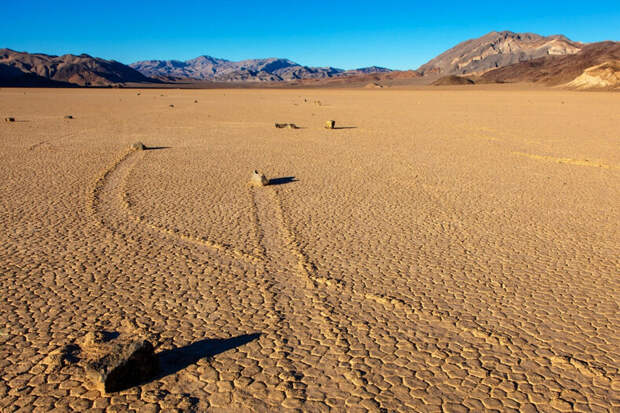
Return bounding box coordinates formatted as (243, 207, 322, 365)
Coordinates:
(79, 146, 618, 411)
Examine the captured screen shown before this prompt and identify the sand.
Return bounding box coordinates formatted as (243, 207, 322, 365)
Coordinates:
(0, 86, 618, 412)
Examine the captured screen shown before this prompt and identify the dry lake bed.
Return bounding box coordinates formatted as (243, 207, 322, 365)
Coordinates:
(0, 87, 618, 412)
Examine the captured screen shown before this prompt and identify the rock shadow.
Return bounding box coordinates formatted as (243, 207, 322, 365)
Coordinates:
(143, 146, 170, 151)
(268, 176, 298, 186)
(333, 126, 357, 130)
(155, 333, 261, 380)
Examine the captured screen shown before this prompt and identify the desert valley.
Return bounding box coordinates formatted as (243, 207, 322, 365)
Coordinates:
(1, 29, 619, 413)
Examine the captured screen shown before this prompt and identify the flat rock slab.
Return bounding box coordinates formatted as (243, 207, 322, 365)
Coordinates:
(83, 331, 159, 393)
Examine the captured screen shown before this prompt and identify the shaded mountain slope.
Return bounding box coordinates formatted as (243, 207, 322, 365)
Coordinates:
(479, 41, 620, 86)
(418, 31, 582, 76)
(0, 49, 154, 86)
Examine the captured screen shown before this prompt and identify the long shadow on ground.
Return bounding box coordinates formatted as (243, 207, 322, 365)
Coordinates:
(268, 176, 297, 185)
(156, 333, 261, 379)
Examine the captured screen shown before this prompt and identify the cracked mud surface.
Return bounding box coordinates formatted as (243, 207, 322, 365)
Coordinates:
(1, 88, 618, 412)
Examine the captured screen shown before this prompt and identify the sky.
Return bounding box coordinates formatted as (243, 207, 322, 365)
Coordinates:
(2, 1, 619, 70)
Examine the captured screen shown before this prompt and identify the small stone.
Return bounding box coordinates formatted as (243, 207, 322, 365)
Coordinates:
(131, 142, 146, 151)
(275, 123, 299, 129)
(42, 344, 80, 371)
(5, 117, 15, 122)
(81, 330, 117, 347)
(325, 120, 335, 129)
(169, 104, 174, 107)
(64, 115, 73, 119)
(250, 170, 269, 187)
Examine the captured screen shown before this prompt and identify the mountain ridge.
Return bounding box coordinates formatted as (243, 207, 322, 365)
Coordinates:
(0, 48, 153, 86)
(1, 31, 618, 89)
(479, 41, 620, 88)
(417, 31, 583, 75)
(129, 56, 391, 82)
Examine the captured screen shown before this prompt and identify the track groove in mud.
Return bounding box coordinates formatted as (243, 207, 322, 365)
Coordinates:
(513, 151, 619, 169)
(90, 147, 261, 268)
(76, 141, 620, 409)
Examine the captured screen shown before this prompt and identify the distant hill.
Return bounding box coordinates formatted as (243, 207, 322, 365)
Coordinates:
(0, 49, 154, 86)
(418, 31, 583, 76)
(130, 56, 391, 82)
(343, 66, 392, 75)
(432, 75, 475, 85)
(566, 60, 620, 90)
(479, 41, 620, 88)
(289, 70, 424, 89)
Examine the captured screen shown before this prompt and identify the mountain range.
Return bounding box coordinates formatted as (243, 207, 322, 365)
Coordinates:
(130, 56, 390, 82)
(0, 48, 151, 86)
(1, 31, 618, 89)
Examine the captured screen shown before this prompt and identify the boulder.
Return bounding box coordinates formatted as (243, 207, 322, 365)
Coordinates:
(64, 115, 73, 119)
(324, 120, 335, 129)
(82, 330, 159, 393)
(131, 142, 146, 151)
(4, 117, 15, 122)
(250, 170, 269, 187)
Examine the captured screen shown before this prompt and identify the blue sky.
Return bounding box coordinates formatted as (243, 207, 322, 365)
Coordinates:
(2, 1, 619, 70)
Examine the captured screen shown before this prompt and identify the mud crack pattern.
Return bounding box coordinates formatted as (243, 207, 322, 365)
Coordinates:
(1, 88, 618, 412)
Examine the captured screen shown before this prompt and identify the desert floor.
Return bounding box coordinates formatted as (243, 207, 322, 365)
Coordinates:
(0, 87, 618, 412)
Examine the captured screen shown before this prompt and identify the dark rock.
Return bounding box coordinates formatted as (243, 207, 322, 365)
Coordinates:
(85, 337, 158, 393)
(275, 123, 299, 129)
(64, 115, 74, 119)
(4, 117, 15, 122)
